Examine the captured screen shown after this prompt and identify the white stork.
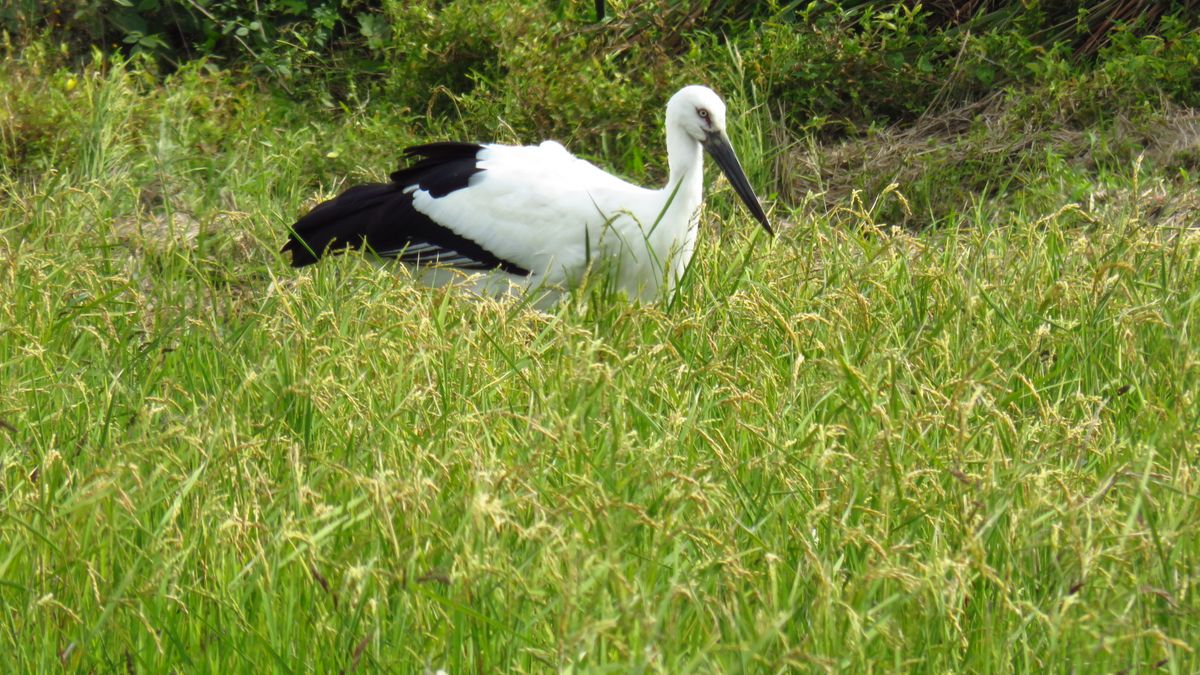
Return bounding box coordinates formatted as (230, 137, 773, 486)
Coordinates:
(281, 85, 772, 303)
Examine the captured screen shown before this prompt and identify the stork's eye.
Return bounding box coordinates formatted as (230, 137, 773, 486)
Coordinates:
(697, 108, 710, 120)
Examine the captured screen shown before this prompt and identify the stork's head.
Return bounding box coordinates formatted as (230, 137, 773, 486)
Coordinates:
(667, 85, 772, 236)
(667, 85, 729, 142)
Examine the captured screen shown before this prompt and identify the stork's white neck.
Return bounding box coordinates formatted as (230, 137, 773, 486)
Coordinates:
(665, 123, 704, 197)
(660, 122, 705, 253)
(642, 121, 704, 294)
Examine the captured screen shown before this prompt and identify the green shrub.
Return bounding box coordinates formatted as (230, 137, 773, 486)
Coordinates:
(1, 0, 381, 82)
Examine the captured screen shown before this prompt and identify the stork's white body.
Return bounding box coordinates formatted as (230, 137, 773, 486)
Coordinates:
(410, 135, 703, 303)
(283, 85, 770, 304)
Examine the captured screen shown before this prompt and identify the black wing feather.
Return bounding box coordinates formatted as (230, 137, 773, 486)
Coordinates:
(282, 142, 530, 275)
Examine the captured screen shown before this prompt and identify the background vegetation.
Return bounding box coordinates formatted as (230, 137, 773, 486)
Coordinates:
(2, 0, 1198, 671)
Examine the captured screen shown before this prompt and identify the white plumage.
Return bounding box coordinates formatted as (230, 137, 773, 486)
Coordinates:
(283, 85, 771, 304)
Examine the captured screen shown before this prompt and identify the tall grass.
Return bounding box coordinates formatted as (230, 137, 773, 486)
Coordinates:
(2, 49, 1199, 672)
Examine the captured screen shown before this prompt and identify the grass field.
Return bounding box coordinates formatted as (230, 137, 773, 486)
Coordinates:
(3, 49, 1200, 672)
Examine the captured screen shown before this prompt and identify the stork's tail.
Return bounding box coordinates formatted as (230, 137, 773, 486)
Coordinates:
(281, 183, 398, 267)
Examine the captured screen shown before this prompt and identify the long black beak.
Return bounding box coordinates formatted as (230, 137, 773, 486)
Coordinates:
(703, 131, 773, 236)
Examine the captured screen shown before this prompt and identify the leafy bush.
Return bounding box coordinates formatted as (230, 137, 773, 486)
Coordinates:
(2, 0, 380, 79)
(5, 2, 1198, 134)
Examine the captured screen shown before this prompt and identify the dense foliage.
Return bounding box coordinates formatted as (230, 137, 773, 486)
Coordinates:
(5, 2, 1199, 131)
